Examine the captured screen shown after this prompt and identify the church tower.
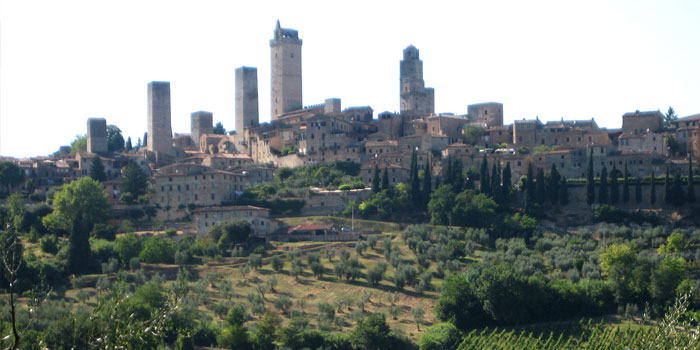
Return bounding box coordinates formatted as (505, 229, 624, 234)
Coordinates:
(400, 45, 434, 116)
(270, 20, 302, 120)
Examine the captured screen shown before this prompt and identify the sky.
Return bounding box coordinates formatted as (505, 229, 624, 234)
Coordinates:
(1, 0, 699, 157)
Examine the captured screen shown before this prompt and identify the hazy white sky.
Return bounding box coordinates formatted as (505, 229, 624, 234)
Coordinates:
(1, 0, 699, 157)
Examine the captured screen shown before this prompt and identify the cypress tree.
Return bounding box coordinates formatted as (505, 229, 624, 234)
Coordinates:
(434, 176, 440, 189)
(422, 158, 432, 208)
(453, 159, 464, 193)
(536, 168, 546, 205)
(664, 166, 671, 204)
(610, 165, 619, 204)
(89, 156, 107, 182)
(635, 175, 642, 204)
(491, 163, 502, 203)
(479, 155, 490, 195)
(623, 163, 630, 203)
(547, 163, 560, 204)
(671, 170, 685, 206)
(143, 132, 148, 147)
(382, 167, 390, 191)
(410, 151, 421, 205)
(526, 162, 535, 203)
(372, 163, 380, 194)
(599, 165, 608, 204)
(68, 210, 91, 275)
(502, 162, 512, 197)
(126, 137, 133, 151)
(651, 172, 657, 205)
(559, 176, 569, 205)
(445, 157, 453, 185)
(688, 154, 695, 203)
(586, 148, 595, 205)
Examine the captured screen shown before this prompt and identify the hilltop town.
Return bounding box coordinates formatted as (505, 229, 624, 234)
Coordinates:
(3, 21, 699, 230)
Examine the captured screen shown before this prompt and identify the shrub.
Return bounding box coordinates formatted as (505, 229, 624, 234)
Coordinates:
(40, 235, 58, 254)
(419, 323, 462, 350)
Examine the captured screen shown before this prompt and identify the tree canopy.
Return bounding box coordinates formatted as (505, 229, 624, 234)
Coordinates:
(42, 177, 111, 234)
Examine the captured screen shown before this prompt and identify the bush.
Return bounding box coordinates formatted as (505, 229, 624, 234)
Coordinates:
(40, 235, 58, 254)
(419, 323, 462, 350)
(139, 236, 175, 264)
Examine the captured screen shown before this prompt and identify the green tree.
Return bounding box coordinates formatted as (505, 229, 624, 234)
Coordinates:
(610, 165, 619, 204)
(0, 161, 24, 194)
(688, 153, 695, 203)
(462, 124, 485, 145)
(422, 158, 432, 208)
(68, 207, 92, 274)
(502, 162, 512, 197)
(650, 256, 685, 308)
(635, 175, 642, 203)
(139, 236, 174, 264)
(546, 163, 560, 204)
(43, 177, 111, 234)
(479, 155, 490, 195)
(213, 122, 226, 135)
(623, 163, 630, 203)
(252, 312, 281, 350)
(651, 172, 657, 204)
(535, 167, 545, 205)
(120, 161, 148, 204)
(586, 148, 595, 205)
(435, 273, 488, 330)
(671, 170, 685, 206)
(525, 162, 534, 204)
(664, 166, 671, 204)
(410, 150, 421, 206)
(559, 176, 569, 205)
(419, 323, 462, 350)
(107, 125, 125, 153)
(428, 185, 455, 225)
(70, 134, 87, 154)
(664, 106, 677, 128)
(382, 166, 390, 190)
(115, 233, 143, 263)
(491, 163, 502, 204)
(600, 243, 637, 304)
(143, 132, 148, 147)
(445, 157, 453, 185)
(89, 156, 107, 182)
(349, 313, 393, 350)
(667, 135, 680, 156)
(598, 165, 608, 204)
(372, 164, 380, 194)
(452, 158, 464, 193)
(451, 191, 497, 228)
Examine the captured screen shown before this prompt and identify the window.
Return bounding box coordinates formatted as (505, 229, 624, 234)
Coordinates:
(211, 193, 215, 200)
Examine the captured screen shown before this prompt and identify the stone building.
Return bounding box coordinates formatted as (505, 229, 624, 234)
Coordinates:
(147, 81, 174, 157)
(270, 21, 302, 120)
(400, 45, 434, 116)
(87, 118, 108, 154)
(468, 103, 503, 128)
(192, 205, 281, 237)
(191, 111, 213, 148)
(621, 110, 664, 135)
(235, 66, 259, 135)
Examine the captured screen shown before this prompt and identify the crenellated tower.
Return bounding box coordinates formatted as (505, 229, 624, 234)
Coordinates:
(400, 45, 434, 116)
(270, 20, 303, 120)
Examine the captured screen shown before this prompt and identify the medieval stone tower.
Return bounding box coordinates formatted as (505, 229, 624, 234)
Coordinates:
(400, 45, 434, 116)
(235, 66, 259, 134)
(147, 81, 174, 156)
(87, 117, 108, 154)
(270, 20, 302, 120)
(191, 111, 213, 147)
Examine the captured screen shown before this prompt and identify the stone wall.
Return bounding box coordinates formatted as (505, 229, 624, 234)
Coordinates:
(235, 66, 259, 134)
(147, 81, 174, 156)
(87, 118, 108, 154)
(191, 111, 213, 147)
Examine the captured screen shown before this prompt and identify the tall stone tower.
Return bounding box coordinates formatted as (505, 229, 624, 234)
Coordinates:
(191, 111, 213, 147)
(87, 118, 108, 154)
(270, 20, 302, 120)
(235, 66, 259, 134)
(147, 81, 174, 156)
(400, 45, 434, 116)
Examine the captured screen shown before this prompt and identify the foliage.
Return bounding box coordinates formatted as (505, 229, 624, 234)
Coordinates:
(462, 124, 485, 145)
(419, 323, 462, 350)
(69, 134, 87, 154)
(0, 161, 24, 194)
(139, 236, 175, 264)
(120, 161, 148, 204)
(43, 177, 111, 234)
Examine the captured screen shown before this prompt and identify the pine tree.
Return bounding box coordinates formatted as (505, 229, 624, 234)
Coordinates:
(382, 167, 389, 191)
(480, 155, 490, 195)
(547, 164, 560, 204)
(664, 166, 671, 204)
(453, 159, 464, 193)
(536, 168, 545, 205)
(623, 163, 630, 203)
(586, 148, 595, 205)
(502, 162, 512, 197)
(635, 175, 642, 204)
(559, 176, 569, 205)
(599, 165, 609, 204)
(610, 165, 619, 204)
(688, 154, 695, 203)
(651, 172, 657, 205)
(89, 156, 107, 182)
(126, 137, 133, 151)
(422, 158, 432, 208)
(372, 163, 380, 194)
